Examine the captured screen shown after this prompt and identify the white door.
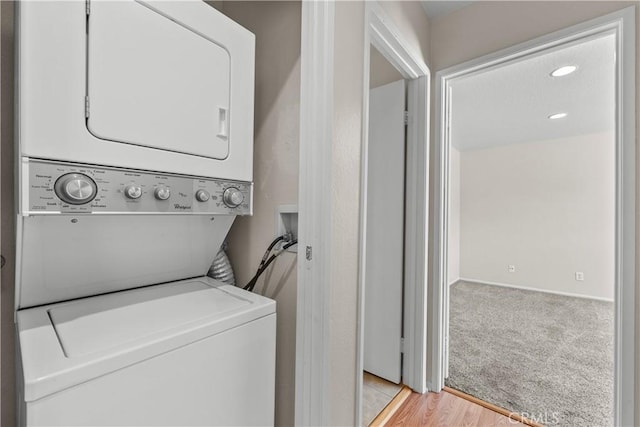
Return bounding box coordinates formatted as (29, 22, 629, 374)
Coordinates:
(364, 80, 405, 384)
(87, 1, 231, 160)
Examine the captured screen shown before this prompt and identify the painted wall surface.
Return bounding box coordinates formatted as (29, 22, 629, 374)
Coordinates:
(215, 2, 301, 426)
(428, 1, 639, 421)
(459, 133, 615, 300)
(1, 2, 16, 426)
(447, 146, 461, 285)
(330, 2, 430, 424)
(379, 1, 430, 67)
(369, 45, 403, 89)
(330, 2, 365, 424)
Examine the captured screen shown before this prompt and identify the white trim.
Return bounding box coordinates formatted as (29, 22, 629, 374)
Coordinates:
(458, 278, 615, 303)
(295, 1, 334, 425)
(402, 74, 429, 394)
(432, 7, 636, 426)
(356, 3, 430, 425)
(367, 3, 428, 79)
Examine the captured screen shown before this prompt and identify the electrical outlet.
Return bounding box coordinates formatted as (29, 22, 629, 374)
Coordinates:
(508, 265, 515, 273)
(575, 272, 584, 281)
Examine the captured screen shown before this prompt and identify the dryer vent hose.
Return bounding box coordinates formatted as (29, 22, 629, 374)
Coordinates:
(207, 245, 236, 286)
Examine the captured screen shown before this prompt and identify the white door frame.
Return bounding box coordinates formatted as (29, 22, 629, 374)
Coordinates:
(295, 1, 430, 425)
(357, 4, 430, 424)
(294, 1, 334, 425)
(432, 7, 636, 426)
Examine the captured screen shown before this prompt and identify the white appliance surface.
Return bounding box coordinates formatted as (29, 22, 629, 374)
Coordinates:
(50, 280, 247, 357)
(88, 1, 231, 159)
(18, 276, 275, 404)
(18, 0, 254, 181)
(17, 214, 235, 309)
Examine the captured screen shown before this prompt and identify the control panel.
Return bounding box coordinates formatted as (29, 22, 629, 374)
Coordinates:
(24, 160, 252, 215)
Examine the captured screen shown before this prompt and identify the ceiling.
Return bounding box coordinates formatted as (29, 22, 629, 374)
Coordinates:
(450, 33, 616, 151)
(421, 1, 474, 19)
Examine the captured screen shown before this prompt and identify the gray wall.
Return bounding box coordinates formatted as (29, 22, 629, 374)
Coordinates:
(369, 45, 403, 89)
(1, 2, 16, 426)
(215, 2, 301, 426)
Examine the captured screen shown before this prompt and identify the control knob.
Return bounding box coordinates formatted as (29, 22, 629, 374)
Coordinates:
(54, 173, 98, 205)
(223, 187, 244, 208)
(195, 189, 210, 202)
(154, 186, 171, 200)
(124, 184, 143, 199)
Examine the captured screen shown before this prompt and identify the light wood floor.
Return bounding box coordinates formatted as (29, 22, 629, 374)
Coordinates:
(362, 372, 402, 426)
(385, 389, 528, 426)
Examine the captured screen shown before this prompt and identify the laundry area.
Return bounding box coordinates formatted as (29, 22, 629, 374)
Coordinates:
(7, 1, 287, 425)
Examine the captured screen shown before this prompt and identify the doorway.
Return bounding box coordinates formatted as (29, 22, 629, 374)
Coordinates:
(354, 3, 431, 426)
(433, 8, 636, 426)
(361, 45, 406, 425)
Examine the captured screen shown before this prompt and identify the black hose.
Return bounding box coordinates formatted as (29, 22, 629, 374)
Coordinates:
(259, 235, 285, 270)
(244, 240, 298, 292)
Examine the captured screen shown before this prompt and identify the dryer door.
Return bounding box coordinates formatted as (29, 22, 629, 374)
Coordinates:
(87, 0, 231, 160)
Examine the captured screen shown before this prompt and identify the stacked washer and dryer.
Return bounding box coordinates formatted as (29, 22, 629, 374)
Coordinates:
(15, 1, 275, 426)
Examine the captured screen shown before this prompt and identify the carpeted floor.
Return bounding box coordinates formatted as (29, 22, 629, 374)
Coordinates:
(445, 281, 614, 427)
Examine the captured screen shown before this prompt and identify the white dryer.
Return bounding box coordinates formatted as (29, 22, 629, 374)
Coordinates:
(14, 1, 274, 426)
(18, 0, 254, 181)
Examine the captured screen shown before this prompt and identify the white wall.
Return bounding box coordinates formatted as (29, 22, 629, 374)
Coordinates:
(447, 146, 461, 285)
(459, 132, 615, 300)
(215, 2, 301, 426)
(369, 45, 403, 89)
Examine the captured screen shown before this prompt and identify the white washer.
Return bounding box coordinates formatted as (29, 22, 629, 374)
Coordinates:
(17, 277, 276, 426)
(15, 162, 275, 427)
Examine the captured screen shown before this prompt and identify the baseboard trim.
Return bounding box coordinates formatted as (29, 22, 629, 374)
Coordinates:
(369, 386, 412, 426)
(444, 386, 544, 427)
(458, 277, 614, 303)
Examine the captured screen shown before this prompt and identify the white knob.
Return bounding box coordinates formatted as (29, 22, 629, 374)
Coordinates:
(54, 173, 97, 205)
(124, 184, 142, 199)
(154, 186, 171, 200)
(223, 187, 244, 208)
(195, 189, 210, 202)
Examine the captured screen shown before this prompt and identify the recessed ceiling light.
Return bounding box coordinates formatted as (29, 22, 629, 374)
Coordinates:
(550, 65, 577, 77)
(548, 113, 568, 120)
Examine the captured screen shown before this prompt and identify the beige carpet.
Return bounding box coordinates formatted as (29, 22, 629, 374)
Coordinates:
(445, 281, 614, 427)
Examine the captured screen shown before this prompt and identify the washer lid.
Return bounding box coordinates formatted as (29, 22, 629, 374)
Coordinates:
(18, 277, 275, 402)
(86, 0, 231, 160)
(49, 280, 247, 358)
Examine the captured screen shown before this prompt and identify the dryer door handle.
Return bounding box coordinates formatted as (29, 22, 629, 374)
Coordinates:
(217, 107, 229, 140)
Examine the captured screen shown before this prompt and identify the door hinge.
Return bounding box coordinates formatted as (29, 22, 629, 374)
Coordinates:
(403, 111, 409, 125)
(305, 246, 312, 261)
(85, 96, 90, 118)
(400, 337, 405, 354)
(86, 0, 90, 15)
